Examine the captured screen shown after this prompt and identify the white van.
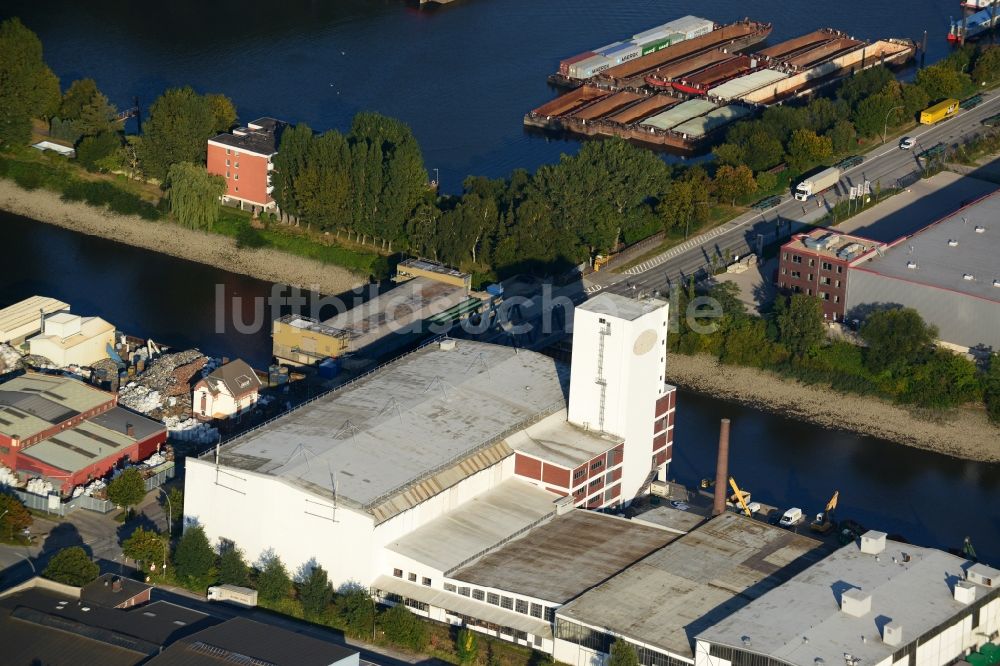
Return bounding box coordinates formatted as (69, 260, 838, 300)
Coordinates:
(779, 507, 804, 527)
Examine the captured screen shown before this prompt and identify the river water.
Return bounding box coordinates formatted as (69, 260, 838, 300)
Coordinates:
(3, 0, 957, 191)
(2, 0, 998, 557)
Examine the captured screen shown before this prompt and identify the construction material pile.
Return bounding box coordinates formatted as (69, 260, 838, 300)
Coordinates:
(164, 416, 218, 445)
(0, 344, 23, 373)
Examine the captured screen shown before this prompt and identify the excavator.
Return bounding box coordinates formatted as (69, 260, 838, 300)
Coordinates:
(810, 491, 839, 534)
(728, 477, 753, 517)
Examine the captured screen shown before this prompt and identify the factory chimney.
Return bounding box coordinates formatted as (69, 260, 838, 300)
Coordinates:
(712, 418, 731, 516)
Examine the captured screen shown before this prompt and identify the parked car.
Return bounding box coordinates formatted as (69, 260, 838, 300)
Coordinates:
(899, 136, 916, 150)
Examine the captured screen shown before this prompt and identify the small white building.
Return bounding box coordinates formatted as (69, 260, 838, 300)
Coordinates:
(28, 312, 114, 367)
(695, 532, 1000, 666)
(193, 359, 262, 420)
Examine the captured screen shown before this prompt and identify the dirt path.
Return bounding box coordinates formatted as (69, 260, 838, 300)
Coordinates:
(0, 179, 365, 296)
(667, 353, 1000, 463)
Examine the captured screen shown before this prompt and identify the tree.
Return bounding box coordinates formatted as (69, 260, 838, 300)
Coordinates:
(659, 179, 694, 233)
(271, 122, 314, 219)
(206, 93, 237, 133)
(712, 142, 745, 167)
(106, 468, 146, 518)
(256, 555, 293, 603)
(456, 628, 479, 664)
(218, 545, 250, 586)
(122, 527, 167, 571)
(773, 294, 826, 358)
(138, 87, 230, 180)
(985, 354, 1000, 424)
(609, 640, 639, 666)
(973, 46, 1000, 84)
(714, 164, 756, 206)
(43, 546, 99, 586)
(837, 66, 895, 108)
(852, 93, 897, 138)
(0, 493, 32, 540)
(173, 525, 215, 582)
(77, 131, 122, 171)
(915, 64, 969, 102)
(826, 120, 857, 155)
(299, 564, 333, 618)
(0, 18, 61, 147)
(335, 586, 376, 638)
(860, 307, 937, 374)
(379, 604, 428, 651)
(166, 162, 226, 230)
(165, 487, 184, 532)
(754, 170, 778, 195)
(900, 349, 982, 409)
(59, 79, 117, 138)
(786, 129, 833, 173)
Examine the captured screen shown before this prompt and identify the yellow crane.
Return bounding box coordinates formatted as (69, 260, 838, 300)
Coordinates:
(810, 491, 839, 534)
(728, 477, 753, 517)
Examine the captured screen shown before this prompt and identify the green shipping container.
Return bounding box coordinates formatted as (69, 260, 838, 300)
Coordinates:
(641, 37, 670, 55)
(979, 644, 1000, 665)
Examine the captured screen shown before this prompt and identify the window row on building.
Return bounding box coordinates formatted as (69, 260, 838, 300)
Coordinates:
(440, 582, 556, 621)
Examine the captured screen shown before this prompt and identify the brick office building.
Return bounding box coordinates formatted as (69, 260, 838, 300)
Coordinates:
(206, 117, 285, 211)
(777, 229, 883, 321)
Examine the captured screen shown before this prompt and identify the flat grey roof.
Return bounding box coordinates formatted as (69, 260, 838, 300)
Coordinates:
(631, 504, 708, 534)
(577, 293, 667, 322)
(852, 191, 1000, 303)
(214, 341, 569, 520)
(385, 479, 559, 574)
(505, 410, 620, 469)
(556, 513, 827, 659)
(452, 510, 677, 604)
(698, 539, 999, 666)
(324, 277, 468, 351)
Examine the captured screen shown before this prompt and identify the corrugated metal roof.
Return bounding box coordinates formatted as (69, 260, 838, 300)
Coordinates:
(672, 104, 751, 137)
(0, 296, 69, 343)
(709, 68, 789, 101)
(640, 99, 717, 130)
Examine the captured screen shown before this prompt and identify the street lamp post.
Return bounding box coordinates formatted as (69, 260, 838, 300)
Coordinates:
(882, 105, 905, 144)
(158, 488, 173, 535)
(370, 593, 377, 642)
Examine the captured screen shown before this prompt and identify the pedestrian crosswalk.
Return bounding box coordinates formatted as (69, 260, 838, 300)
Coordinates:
(622, 219, 740, 276)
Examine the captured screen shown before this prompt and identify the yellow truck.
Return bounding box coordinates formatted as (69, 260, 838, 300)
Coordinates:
(920, 99, 960, 125)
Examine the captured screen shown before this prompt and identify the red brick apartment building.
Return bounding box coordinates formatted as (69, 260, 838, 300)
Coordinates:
(0, 373, 166, 494)
(777, 229, 882, 321)
(206, 117, 285, 211)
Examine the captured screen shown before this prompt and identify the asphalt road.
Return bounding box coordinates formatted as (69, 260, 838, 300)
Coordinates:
(588, 89, 1000, 297)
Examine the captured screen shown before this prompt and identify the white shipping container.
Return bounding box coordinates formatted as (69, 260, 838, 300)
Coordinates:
(568, 54, 612, 79)
(596, 41, 626, 56)
(605, 42, 643, 64)
(664, 16, 714, 40)
(633, 25, 673, 41)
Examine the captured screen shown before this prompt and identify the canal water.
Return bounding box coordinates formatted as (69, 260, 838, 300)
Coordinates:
(2, 0, 956, 191)
(2, 212, 997, 560)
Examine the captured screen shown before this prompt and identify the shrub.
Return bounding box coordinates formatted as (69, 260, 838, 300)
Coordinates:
(43, 546, 99, 586)
(380, 604, 428, 651)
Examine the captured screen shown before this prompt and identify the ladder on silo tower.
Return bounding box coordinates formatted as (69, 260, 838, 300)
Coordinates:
(595, 321, 611, 431)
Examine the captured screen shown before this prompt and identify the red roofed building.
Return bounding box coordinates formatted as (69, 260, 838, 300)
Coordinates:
(0, 373, 166, 494)
(206, 118, 285, 212)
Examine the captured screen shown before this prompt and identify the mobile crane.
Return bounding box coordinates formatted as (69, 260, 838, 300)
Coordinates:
(810, 491, 839, 534)
(728, 477, 753, 517)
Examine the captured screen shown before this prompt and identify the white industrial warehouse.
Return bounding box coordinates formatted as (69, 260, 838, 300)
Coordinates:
(185, 293, 677, 646)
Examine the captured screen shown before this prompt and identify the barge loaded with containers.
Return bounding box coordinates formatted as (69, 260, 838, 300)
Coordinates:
(550, 16, 772, 88)
(526, 25, 914, 152)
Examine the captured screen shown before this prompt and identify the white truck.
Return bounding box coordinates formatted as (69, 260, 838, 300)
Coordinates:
(207, 584, 258, 607)
(794, 167, 841, 201)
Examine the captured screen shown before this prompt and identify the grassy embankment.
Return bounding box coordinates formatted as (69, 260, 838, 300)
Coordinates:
(0, 148, 387, 278)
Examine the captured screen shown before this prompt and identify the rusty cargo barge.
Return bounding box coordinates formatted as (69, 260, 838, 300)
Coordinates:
(548, 19, 773, 90)
(527, 29, 915, 153)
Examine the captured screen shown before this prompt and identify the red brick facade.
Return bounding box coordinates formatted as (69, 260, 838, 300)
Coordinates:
(514, 441, 624, 509)
(777, 244, 850, 321)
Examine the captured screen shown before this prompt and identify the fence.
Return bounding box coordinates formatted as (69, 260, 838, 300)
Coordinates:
(65, 494, 114, 514)
(7, 488, 64, 517)
(144, 463, 175, 492)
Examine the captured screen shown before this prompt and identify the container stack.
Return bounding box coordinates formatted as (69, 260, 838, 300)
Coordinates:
(559, 15, 714, 80)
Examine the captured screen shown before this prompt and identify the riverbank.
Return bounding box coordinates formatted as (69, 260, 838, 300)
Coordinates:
(0, 179, 365, 296)
(667, 353, 1000, 463)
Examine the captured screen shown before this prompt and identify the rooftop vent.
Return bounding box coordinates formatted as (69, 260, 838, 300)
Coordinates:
(439, 339, 456, 351)
(963, 274, 975, 281)
(906, 261, 918, 269)
(967, 563, 999, 587)
(954, 580, 977, 604)
(861, 530, 887, 555)
(975, 225, 986, 233)
(841, 589, 872, 617)
(948, 239, 959, 247)
(882, 622, 903, 646)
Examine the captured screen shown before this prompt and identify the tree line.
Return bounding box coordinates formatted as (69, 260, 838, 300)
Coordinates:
(671, 282, 1000, 419)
